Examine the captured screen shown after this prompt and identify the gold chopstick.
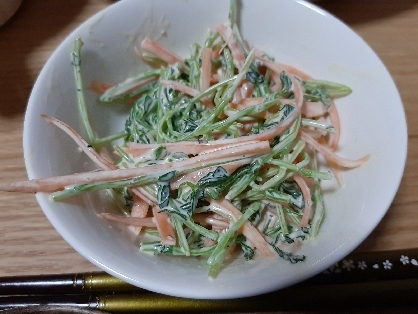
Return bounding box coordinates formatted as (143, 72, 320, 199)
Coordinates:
(1, 248, 417, 296)
(0, 272, 138, 295)
(0, 278, 417, 312)
(0, 248, 417, 312)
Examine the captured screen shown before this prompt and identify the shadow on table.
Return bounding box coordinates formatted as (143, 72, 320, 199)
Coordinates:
(0, 0, 90, 117)
(317, 0, 418, 25)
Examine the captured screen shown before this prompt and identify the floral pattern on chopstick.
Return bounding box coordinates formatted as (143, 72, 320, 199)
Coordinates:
(325, 255, 418, 273)
(305, 249, 418, 285)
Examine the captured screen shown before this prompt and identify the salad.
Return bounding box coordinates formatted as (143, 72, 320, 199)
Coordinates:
(1, 0, 369, 277)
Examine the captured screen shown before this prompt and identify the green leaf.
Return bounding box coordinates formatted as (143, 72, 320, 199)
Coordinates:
(157, 183, 170, 208)
(158, 170, 176, 182)
(236, 234, 255, 261)
(270, 244, 306, 263)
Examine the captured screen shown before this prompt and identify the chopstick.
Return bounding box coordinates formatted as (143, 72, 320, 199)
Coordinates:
(0, 248, 417, 312)
(0, 272, 139, 295)
(0, 279, 418, 312)
(1, 248, 418, 295)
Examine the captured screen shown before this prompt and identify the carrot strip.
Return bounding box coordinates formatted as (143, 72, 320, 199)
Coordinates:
(240, 80, 254, 99)
(140, 37, 185, 66)
(124, 105, 299, 156)
(0, 141, 271, 193)
(200, 47, 213, 92)
(127, 194, 150, 235)
(42, 114, 156, 208)
(256, 58, 304, 109)
(277, 64, 311, 81)
(300, 131, 370, 168)
(152, 206, 176, 246)
(327, 102, 341, 151)
(301, 101, 327, 118)
(89, 81, 114, 94)
(132, 187, 157, 205)
(159, 79, 214, 109)
(126, 139, 266, 156)
(41, 115, 115, 170)
(215, 23, 246, 70)
(318, 137, 344, 187)
(210, 198, 275, 257)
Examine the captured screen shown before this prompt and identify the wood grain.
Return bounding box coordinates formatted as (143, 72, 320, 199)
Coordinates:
(0, 0, 417, 278)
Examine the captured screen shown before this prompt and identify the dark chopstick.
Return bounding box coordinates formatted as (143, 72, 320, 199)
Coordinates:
(0, 248, 417, 312)
(0, 279, 418, 312)
(1, 248, 418, 296)
(0, 272, 138, 295)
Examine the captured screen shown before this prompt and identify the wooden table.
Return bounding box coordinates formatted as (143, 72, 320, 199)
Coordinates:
(0, 0, 417, 311)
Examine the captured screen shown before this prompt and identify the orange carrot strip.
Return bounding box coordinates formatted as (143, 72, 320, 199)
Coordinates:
(293, 174, 312, 228)
(127, 194, 150, 235)
(152, 206, 176, 246)
(129, 186, 157, 206)
(212, 45, 223, 59)
(210, 198, 275, 257)
(140, 37, 185, 66)
(240, 80, 254, 99)
(123, 106, 298, 156)
(89, 81, 114, 94)
(318, 137, 344, 187)
(215, 23, 246, 70)
(256, 58, 304, 109)
(327, 102, 341, 151)
(254, 49, 312, 80)
(134, 46, 167, 67)
(0, 141, 271, 193)
(200, 47, 213, 92)
(41, 115, 115, 170)
(300, 131, 370, 168)
(42, 114, 155, 208)
(277, 64, 312, 81)
(159, 79, 214, 109)
(301, 101, 327, 118)
(126, 139, 266, 156)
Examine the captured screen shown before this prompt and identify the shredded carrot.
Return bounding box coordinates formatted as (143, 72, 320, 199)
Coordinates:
(216, 23, 246, 70)
(318, 137, 344, 187)
(327, 102, 341, 151)
(200, 47, 213, 92)
(300, 131, 370, 168)
(159, 79, 215, 109)
(152, 206, 176, 246)
(140, 37, 185, 66)
(0, 141, 271, 193)
(89, 80, 114, 94)
(210, 198, 275, 257)
(301, 101, 327, 118)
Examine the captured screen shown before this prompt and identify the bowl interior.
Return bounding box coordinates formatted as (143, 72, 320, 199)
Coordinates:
(23, 0, 407, 299)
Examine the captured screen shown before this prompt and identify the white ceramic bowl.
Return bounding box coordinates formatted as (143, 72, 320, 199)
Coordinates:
(23, 0, 407, 299)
